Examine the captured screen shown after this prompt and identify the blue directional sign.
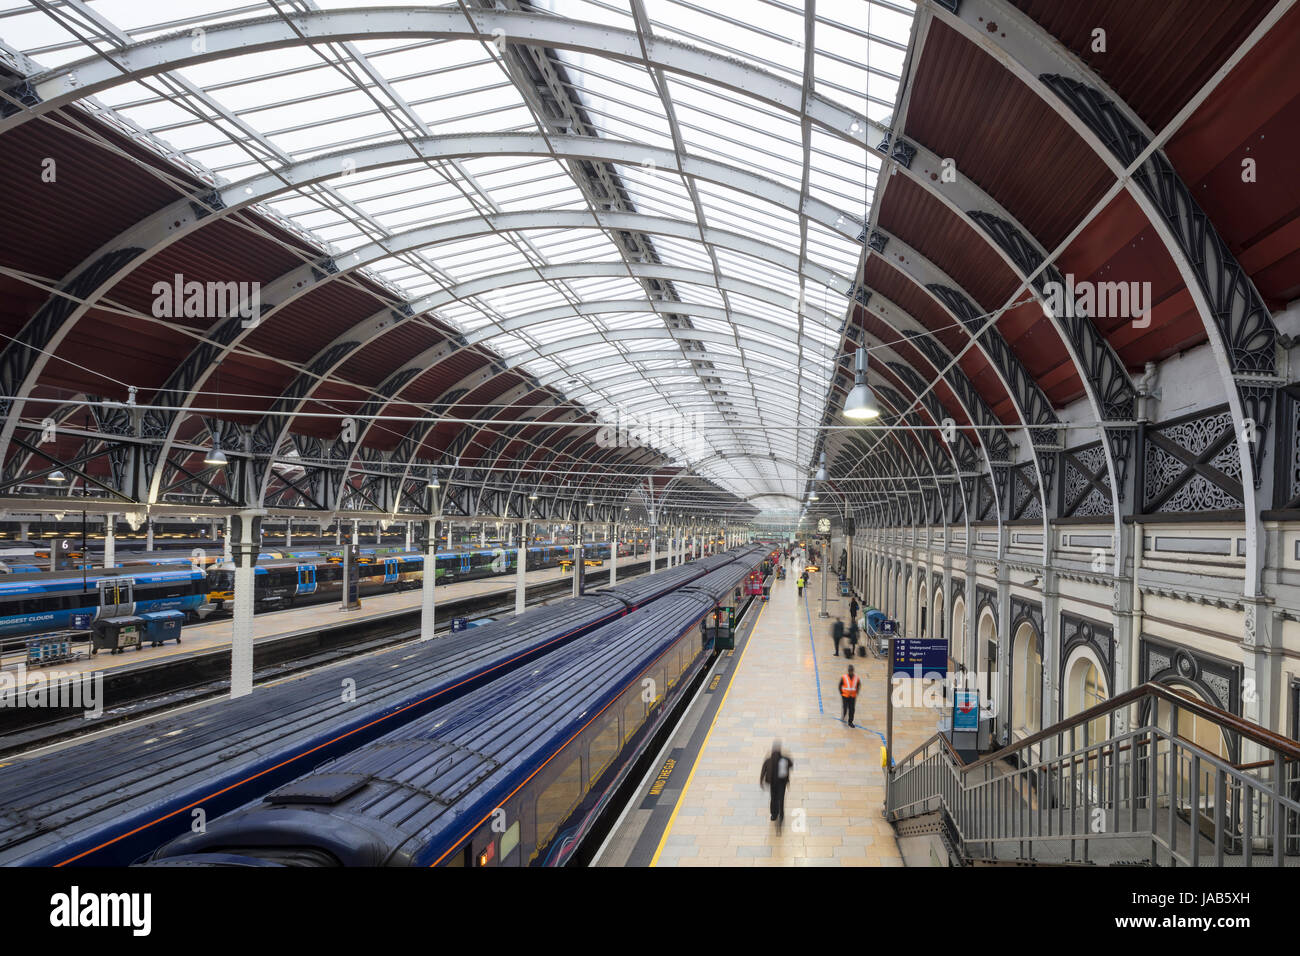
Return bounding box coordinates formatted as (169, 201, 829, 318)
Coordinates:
(891, 637, 947, 679)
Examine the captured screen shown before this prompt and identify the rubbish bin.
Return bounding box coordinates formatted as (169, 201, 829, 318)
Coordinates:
(139, 610, 185, 647)
(92, 616, 145, 655)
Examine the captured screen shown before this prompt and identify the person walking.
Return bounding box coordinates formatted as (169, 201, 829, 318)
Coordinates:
(839, 664, 861, 728)
(831, 616, 845, 657)
(849, 595, 860, 626)
(759, 741, 794, 829)
(796, 572, 805, 600)
(846, 614, 860, 659)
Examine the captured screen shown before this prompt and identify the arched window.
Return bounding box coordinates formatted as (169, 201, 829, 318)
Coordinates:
(950, 595, 967, 672)
(1064, 650, 1110, 745)
(1011, 621, 1042, 735)
(1153, 686, 1233, 823)
(978, 607, 997, 711)
(917, 578, 928, 637)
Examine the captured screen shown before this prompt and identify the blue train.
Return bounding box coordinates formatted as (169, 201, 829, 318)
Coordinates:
(0, 547, 754, 866)
(147, 551, 768, 867)
(203, 540, 621, 612)
(0, 567, 210, 642)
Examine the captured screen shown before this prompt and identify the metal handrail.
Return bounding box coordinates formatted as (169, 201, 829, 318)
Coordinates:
(886, 682, 1300, 867)
(894, 681, 1300, 773)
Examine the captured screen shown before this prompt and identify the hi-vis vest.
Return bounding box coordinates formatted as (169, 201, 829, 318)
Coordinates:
(840, 673, 860, 698)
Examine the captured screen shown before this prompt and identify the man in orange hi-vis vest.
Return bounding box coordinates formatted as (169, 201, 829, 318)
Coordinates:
(839, 664, 861, 728)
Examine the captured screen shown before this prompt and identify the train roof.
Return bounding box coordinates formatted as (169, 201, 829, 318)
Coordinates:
(680, 550, 767, 604)
(151, 589, 718, 866)
(0, 590, 627, 865)
(0, 566, 204, 594)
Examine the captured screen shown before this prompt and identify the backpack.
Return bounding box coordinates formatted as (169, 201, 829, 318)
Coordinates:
(776, 757, 789, 780)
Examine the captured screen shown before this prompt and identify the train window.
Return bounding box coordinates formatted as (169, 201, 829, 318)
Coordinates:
(623, 690, 645, 745)
(679, 641, 696, 676)
(533, 754, 582, 856)
(588, 719, 620, 787)
(500, 820, 520, 862)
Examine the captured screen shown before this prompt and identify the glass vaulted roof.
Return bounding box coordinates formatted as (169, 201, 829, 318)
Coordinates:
(1, 0, 915, 511)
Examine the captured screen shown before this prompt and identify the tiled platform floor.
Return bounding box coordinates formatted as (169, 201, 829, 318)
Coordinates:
(651, 558, 939, 867)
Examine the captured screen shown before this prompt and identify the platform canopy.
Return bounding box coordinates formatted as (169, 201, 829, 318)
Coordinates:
(0, 0, 918, 521)
(0, 1, 1295, 531)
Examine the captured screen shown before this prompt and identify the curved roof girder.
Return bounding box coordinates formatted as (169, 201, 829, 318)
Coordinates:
(328, 321, 836, 499)
(131, 207, 852, 508)
(5, 87, 1092, 515)
(933, 0, 1283, 593)
(842, 283, 1024, 537)
(5, 1, 1248, 538)
(0, 130, 860, 484)
(245, 258, 846, 496)
(845, 233, 1061, 539)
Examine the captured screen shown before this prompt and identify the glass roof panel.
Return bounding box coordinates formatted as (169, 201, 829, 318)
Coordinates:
(2, 0, 915, 511)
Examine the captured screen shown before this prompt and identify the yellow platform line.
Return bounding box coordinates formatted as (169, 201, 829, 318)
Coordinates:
(649, 597, 768, 867)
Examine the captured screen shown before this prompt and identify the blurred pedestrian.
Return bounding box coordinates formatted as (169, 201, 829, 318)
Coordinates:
(831, 616, 845, 656)
(759, 741, 794, 828)
(849, 594, 859, 625)
(796, 573, 805, 599)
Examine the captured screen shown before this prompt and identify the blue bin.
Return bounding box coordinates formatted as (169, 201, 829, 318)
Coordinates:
(139, 610, 185, 647)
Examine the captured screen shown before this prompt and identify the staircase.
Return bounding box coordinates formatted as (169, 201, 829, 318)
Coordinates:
(886, 682, 1300, 867)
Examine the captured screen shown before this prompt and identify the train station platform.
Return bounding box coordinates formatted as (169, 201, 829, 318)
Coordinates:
(1, 557, 664, 687)
(598, 558, 937, 867)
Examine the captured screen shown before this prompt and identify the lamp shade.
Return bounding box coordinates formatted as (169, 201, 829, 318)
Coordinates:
(844, 347, 881, 420)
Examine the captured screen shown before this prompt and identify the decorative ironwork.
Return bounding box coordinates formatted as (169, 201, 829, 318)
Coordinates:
(1011, 462, 1040, 521)
(858, 228, 889, 253)
(1277, 384, 1300, 510)
(1042, 73, 1278, 484)
(977, 474, 996, 522)
(1060, 612, 1115, 716)
(1140, 636, 1241, 761)
(0, 247, 144, 429)
(1010, 597, 1044, 657)
(1142, 407, 1243, 513)
(0, 80, 39, 118)
(968, 210, 1136, 424)
(875, 129, 917, 169)
(902, 332, 1012, 461)
(927, 284, 1059, 448)
(1061, 441, 1112, 518)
